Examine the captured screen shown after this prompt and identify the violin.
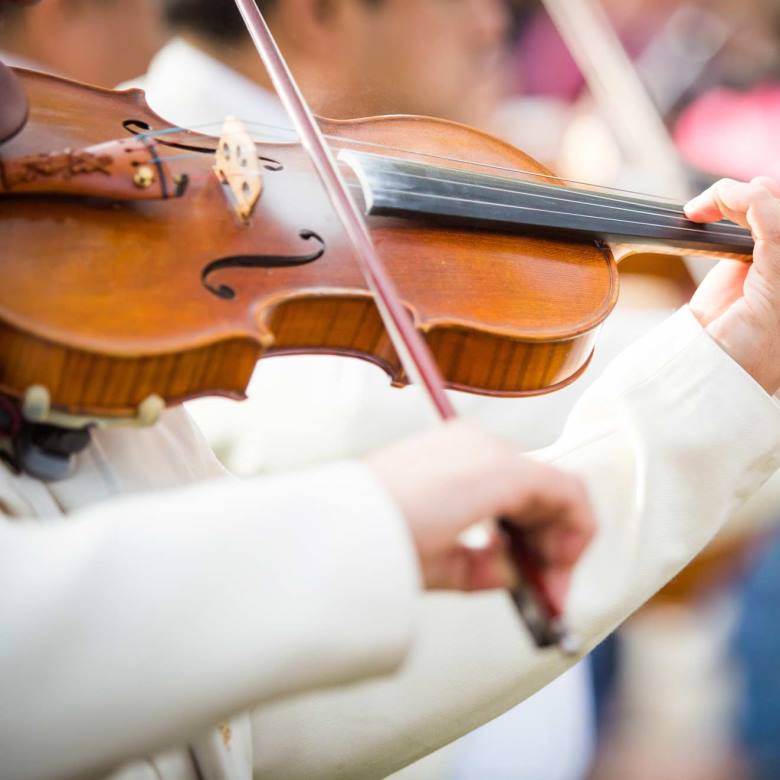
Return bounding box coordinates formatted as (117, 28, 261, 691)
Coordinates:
(0, 67, 754, 427)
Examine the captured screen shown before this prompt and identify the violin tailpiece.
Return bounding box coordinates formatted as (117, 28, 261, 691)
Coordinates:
(0, 137, 184, 201)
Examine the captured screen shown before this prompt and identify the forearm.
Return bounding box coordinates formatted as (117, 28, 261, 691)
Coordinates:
(550, 306, 780, 640)
(0, 463, 419, 780)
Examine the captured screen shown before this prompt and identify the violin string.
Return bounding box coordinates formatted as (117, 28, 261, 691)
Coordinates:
(126, 122, 748, 237)
(135, 121, 701, 220)
(152, 142, 749, 240)
(374, 162, 690, 218)
(158, 138, 729, 233)
(158, 139, 719, 229)
(212, 166, 748, 242)
(353, 184, 752, 240)
(352, 166, 750, 236)
(128, 120, 691, 209)
(209, 145, 749, 239)
(234, 119, 693, 208)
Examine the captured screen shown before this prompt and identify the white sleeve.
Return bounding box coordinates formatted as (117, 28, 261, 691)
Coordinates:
(0, 462, 420, 780)
(248, 307, 780, 779)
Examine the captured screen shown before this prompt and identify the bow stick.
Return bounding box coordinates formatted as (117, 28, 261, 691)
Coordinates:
(232, 0, 576, 653)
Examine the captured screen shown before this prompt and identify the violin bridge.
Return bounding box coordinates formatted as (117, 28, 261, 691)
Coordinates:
(214, 116, 262, 222)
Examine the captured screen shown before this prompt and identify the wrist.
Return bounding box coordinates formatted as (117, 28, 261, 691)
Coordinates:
(706, 315, 780, 395)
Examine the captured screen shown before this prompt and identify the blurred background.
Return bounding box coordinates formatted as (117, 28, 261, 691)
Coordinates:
(5, 1, 780, 778)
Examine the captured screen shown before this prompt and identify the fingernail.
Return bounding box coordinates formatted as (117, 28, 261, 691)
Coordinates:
(684, 196, 702, 216)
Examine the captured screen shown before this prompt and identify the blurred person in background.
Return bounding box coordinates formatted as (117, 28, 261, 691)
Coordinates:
(509, 0, 780, 194)
(141, 0, 509, 128)
(0, 0, 167, 86)
(713, 1, 780, 740)
(511, 0, 780, 110)
(731, 536, 780, 780)
(674, 0, 780, 183)
(131, 3, 597, 779)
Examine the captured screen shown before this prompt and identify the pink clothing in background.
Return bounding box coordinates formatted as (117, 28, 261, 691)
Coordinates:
(675, 85, 780, 181)
(512, 10, 655, 100)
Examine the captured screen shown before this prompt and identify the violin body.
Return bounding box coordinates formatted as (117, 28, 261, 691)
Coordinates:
(0, 69, 619, 419)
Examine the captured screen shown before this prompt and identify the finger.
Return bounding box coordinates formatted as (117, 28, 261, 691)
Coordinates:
(465, 553, 574, 617)
(684, 178, 776, 228)
(690, 259, 751, 327)
(523, 521, 594, 568)
(456, 534, 577, 616)
(539, 566, 572, 613)
(456, 540, 566, 597)
(430, 537, 515, 592)
(685, 179, 742, 224)
(500, 463, 596, 567)
(686, 179, 780, 324)
(464, 542, 520, 592)
(744, 188, 780, 245)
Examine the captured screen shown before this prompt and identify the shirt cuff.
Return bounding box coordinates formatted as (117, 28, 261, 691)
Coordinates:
(595, 305, 780, 410)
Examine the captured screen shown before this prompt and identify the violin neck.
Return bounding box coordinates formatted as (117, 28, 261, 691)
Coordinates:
(610, 242, 751, 265)
(341, 151, 755, 259)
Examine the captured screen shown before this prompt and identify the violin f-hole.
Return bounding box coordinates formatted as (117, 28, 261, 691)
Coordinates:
(201, 229, 326, 300)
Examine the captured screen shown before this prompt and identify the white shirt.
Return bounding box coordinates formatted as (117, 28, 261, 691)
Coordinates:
(126, 37, 291, 137)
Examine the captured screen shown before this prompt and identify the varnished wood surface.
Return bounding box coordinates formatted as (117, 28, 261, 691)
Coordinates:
(0, 70, 619, 417)
(612, 242, 751, 265)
